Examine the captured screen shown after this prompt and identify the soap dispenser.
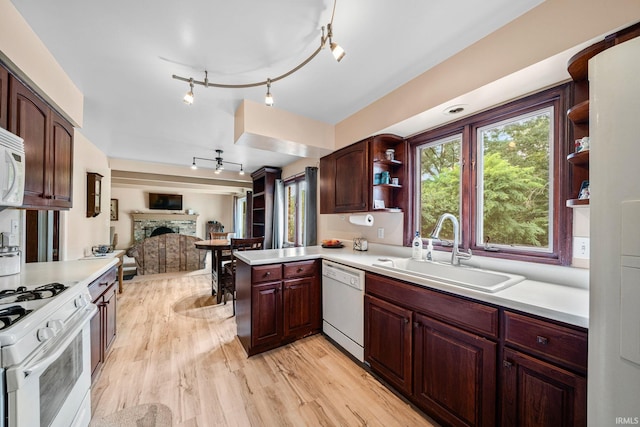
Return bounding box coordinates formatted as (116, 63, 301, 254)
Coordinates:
(412, 231, 423, 260)
(426, 239, 434, 261)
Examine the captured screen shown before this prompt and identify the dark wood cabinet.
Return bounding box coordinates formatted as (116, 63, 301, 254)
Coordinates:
(86, 172, 103, 217)
(0, 65, 8, 129)
(283, 262, 321, 339)
(501, 310, 587, 427)
(251, 281, 283, 348)
(364, 295, 413, 395)
(8, 75, 74, 209)
(413, 314, 496, 427)
(88, 266, 118, 382)
(237, 259, 321, 356)
(365, 272, 499, 426)
(49, 112, 74, 207)
(250, 167, 281, 248)
(501, 348, 586, 427)
(320, 134, 407, 215)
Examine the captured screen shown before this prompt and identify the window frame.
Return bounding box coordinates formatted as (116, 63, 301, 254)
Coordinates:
(408, 84, 571, 265)
(284, 174, 306, 247)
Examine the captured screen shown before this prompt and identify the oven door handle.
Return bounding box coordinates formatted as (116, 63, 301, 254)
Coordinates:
(5, 305, 97, 392)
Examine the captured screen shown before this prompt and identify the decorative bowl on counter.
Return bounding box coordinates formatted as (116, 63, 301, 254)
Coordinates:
(321, 239, 344, 248)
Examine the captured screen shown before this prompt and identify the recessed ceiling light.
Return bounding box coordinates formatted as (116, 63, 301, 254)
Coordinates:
(443, 104, 467, 115)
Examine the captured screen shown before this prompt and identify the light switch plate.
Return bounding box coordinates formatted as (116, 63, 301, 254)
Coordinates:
(377, 228, 384, 239)
(573, 237, 590, 259)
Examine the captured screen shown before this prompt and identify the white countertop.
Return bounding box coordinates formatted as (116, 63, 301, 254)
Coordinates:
(0, 258, 119, 289)
(235, 244, 589, 328)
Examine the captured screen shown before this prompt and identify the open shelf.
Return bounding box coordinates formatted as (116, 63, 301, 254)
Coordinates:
(566, 198, 590, 208)
(567, 150, 589, 166)
(567, 100, 589, 124)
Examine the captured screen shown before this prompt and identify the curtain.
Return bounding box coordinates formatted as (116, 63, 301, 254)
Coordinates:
(272, 179, 285, 249)
(304, 167, 318, 246)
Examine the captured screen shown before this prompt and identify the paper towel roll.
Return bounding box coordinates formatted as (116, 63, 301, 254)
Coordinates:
(349, 214, 374, 226)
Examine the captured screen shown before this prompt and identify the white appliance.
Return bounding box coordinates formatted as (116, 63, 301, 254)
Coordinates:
(589, 36, 640, 425)
(0, 279, 97, 427)
(322, 260, 365, 362)
(0, 128, 25, 208)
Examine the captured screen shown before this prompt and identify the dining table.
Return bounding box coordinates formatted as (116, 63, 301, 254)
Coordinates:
(194, 239, 232, 304)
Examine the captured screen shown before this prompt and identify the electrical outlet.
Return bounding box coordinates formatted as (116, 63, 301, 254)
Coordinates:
(377, 228, 384, 239)
(11, 220, 19, 235)
(573, 237, 590, 259)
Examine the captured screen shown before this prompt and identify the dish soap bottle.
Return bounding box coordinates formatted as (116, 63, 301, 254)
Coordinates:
(412, 231, 423, 260)
(426, 238, 434, 261)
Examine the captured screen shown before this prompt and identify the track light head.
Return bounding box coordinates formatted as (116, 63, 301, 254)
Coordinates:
(265, 79, 274, 107)
(183, 80, 194, 105)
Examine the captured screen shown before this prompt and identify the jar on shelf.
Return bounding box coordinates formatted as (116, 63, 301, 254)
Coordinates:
(381, 171, 390, 184)
(385, 149, 395, 161)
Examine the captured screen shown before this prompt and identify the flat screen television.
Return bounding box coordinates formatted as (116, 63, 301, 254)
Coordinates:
(148, 193, 183, 210)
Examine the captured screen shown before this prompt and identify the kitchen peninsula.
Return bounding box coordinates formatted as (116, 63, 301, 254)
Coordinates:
(234, 243, 589, 426)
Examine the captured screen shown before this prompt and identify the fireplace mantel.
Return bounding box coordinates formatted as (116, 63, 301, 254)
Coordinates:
(131, 213, 198, 221)
(131, 213, 199, 243)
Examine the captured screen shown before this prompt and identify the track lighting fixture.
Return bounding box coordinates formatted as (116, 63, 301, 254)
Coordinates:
(183, 79, 194, 105)
(173, 0, 345, 107)
(265, 79, 274, 106)
(191, 150, 245, 175)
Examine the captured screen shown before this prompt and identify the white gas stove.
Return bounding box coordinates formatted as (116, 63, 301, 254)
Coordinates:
(0, 277, 96, 427)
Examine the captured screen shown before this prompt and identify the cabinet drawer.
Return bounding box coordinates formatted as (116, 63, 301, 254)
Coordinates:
(283, 260, 317, 279)
(366, 272, 498, 339)
(88, 267, 117, 302)
(503, 311, 588, 372)
(252, 264, 282, 283)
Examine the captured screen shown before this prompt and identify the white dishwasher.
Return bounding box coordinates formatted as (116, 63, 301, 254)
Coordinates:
(322, 260, 365, 362)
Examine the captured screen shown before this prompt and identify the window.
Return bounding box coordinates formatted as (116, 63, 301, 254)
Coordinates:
(476, 108, 553, 252)
(417, 134, 462, 241)
(285, 176, 307, 247)
(411, 85, 568, 264)
(234, 195, 247, 237)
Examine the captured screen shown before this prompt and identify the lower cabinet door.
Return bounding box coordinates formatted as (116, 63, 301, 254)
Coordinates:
(251, 281, 283, 348)
(364, 295, 413, 395)
(413, 314, 497, 427)
(89, 309, 102, 380)
(283, 277, 315, 338)
(501, 348, 586, 427)
(103, 285, 117, 353)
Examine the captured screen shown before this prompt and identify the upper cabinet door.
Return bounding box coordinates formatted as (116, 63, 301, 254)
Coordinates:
(9, 75, 50, 206)
(8, 75, 74, 209)
(334, 141, 369, 212)
(49, 112, 74, 208)
(0, 66, 8, 130)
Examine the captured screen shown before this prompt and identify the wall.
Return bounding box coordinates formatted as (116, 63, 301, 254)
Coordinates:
(110, 186, 234, 249)
(0, 0, 83, 126)
(60, 130, 111, 260)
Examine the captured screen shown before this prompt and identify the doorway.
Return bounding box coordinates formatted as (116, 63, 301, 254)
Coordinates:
(25, 210, 59, 262)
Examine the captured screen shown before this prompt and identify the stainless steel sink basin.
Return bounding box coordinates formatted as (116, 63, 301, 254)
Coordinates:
(373, 258, 525, 293)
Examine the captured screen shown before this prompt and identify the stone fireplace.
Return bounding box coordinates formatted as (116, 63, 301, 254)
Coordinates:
(132, 213, 198, 243)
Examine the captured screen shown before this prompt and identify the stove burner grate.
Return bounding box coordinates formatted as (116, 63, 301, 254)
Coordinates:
(0, 282, 68, 304)
(0, 305, 33, 330)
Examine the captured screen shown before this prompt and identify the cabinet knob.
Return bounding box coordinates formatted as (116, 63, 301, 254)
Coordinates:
(404, 317, 409, 324)
(265, 271, 271, 276)
(413, 321, 420, 328)
(536, 335, 549, 345)
(297, 268, 303, 272)
(503, 360, 513, 368)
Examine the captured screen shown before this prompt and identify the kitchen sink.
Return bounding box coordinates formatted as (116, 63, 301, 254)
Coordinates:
(372, 258, 525, 293)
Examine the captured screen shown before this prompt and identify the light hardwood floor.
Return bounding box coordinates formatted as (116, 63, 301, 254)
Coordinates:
(91, 272, 437, 426)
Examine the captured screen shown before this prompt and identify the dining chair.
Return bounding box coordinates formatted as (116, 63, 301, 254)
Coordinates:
(223, 237, 265, 315)
(209, 232, 228, 240)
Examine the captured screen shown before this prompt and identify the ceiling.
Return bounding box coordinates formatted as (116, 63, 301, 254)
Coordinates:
(11, 0, 544, 177)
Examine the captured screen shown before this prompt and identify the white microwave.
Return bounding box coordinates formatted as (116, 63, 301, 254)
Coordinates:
(0, 127, 25, 208)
